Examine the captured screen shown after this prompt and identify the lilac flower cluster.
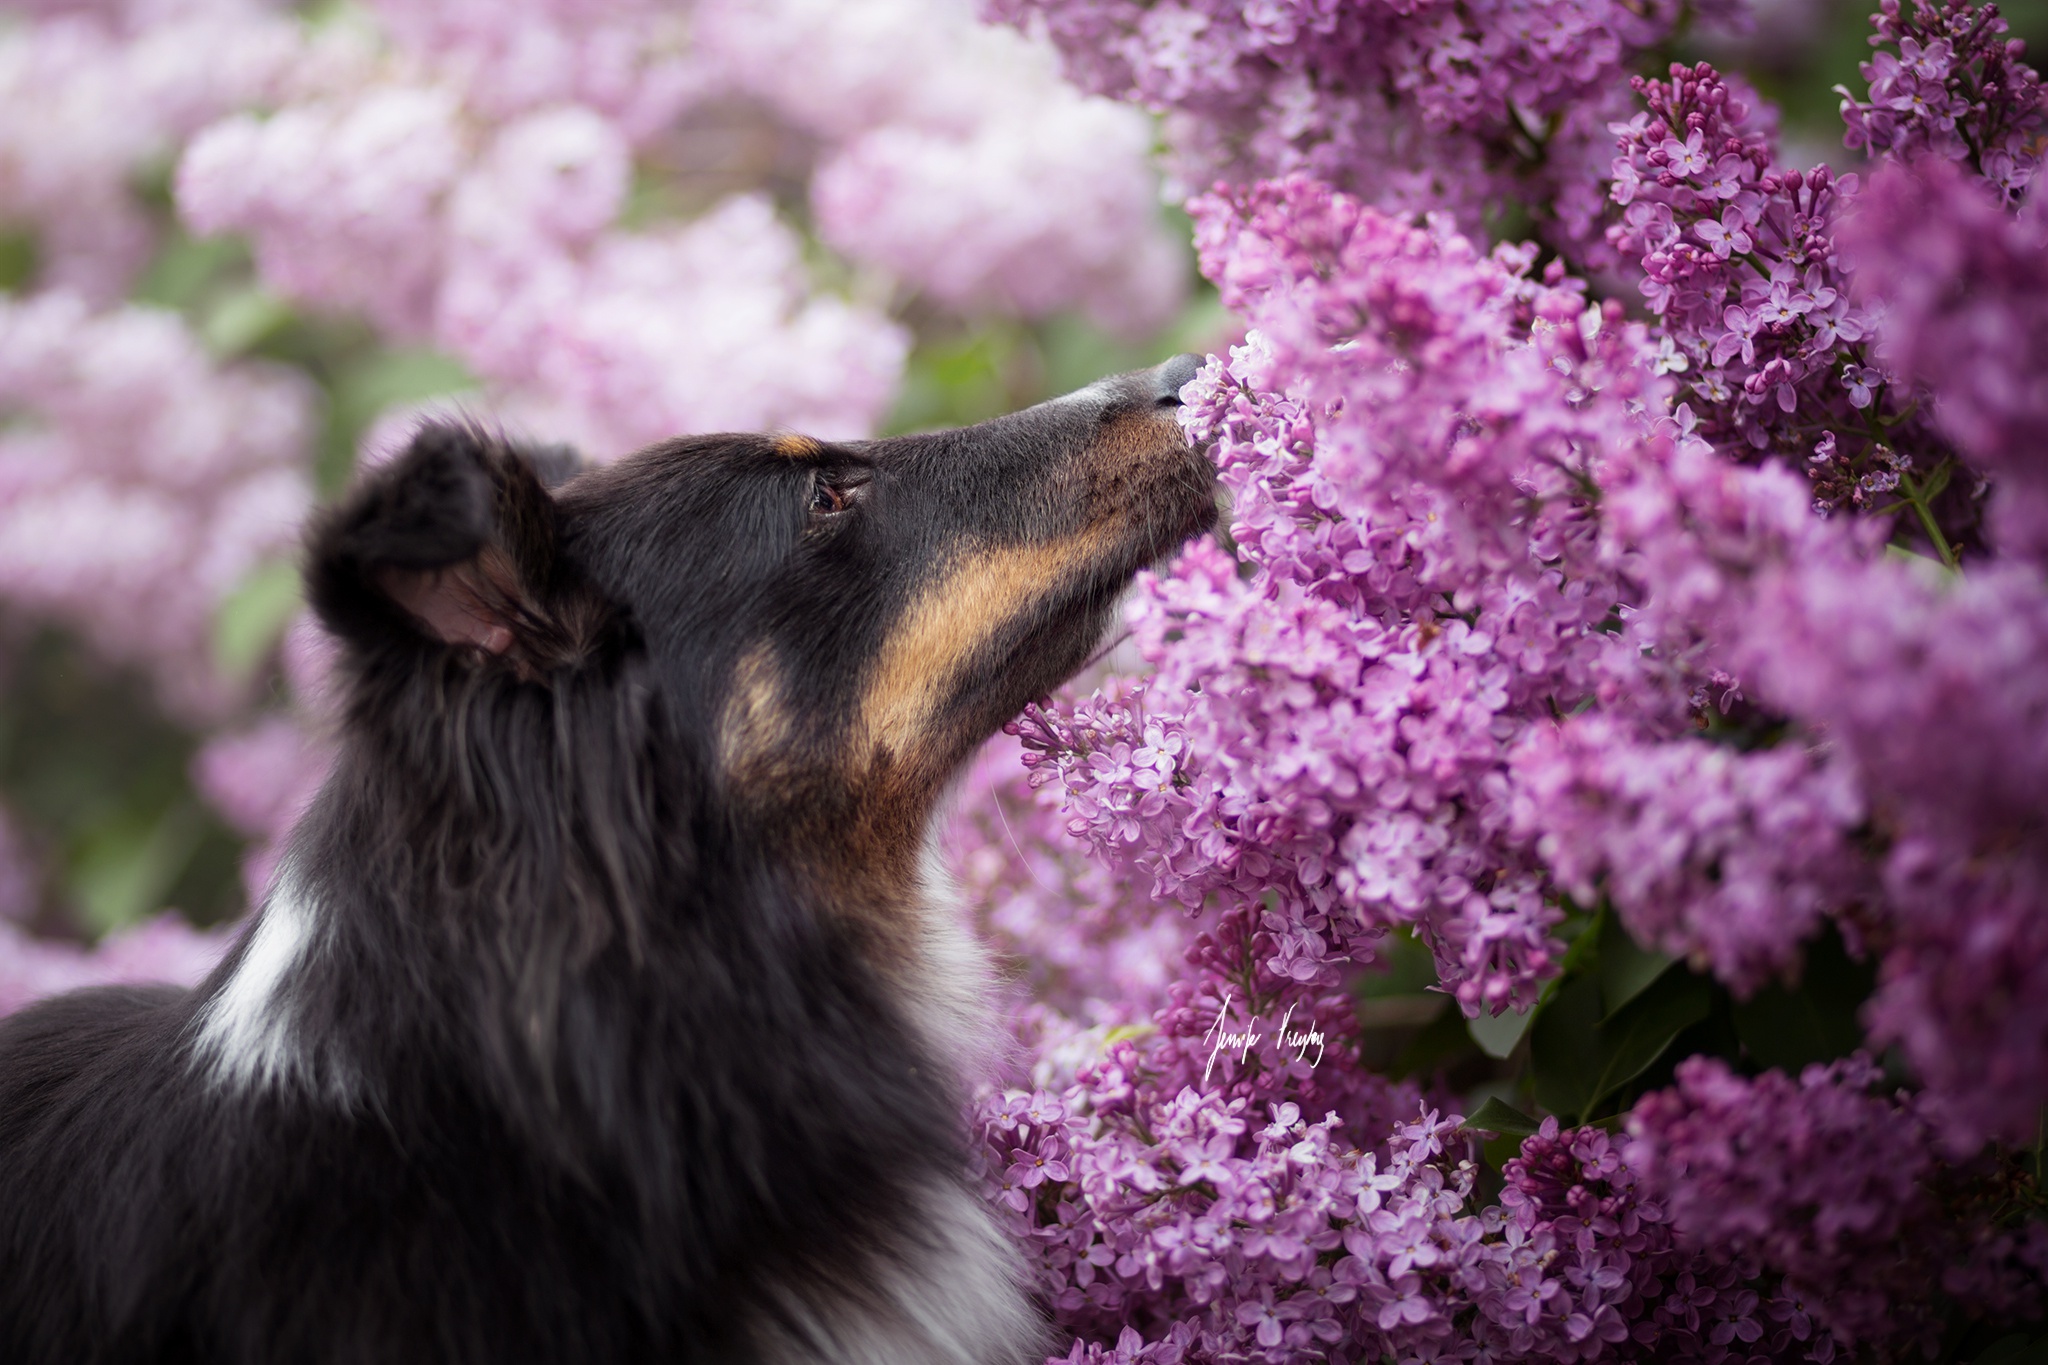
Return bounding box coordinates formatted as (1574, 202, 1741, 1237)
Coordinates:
(983, 1081, 1855, 1364)
(1016, 176, 1665, 1018)
(981, 10, 2048, 1350)
(171, 0, 1186, 454)
(177, 94, 912, 453)
(1511, 716, 1865, 993)
(1629, 1055, 2048, 1349)
(947, 733, 1197, 1032)
(0, 914, 229, 1020)
(1838, 157, 2048, 558)
(1728, 545, 2048, 1150)
(1605, 60, 1945, 524)
(0, 0, 309, 301)
(702, 0, 1187, 338)
(0, 292, 314, 718)
(987, 0, 1729, 265)
(1838, 0, 2047, 206)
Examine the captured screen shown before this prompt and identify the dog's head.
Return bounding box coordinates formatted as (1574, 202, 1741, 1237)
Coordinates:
(307, 357, 1214, 898)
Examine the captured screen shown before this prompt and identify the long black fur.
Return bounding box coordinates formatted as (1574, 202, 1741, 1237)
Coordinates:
(0, 358, 1213, 1364)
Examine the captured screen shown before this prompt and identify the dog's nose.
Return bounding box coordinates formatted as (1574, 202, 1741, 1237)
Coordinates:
(1153, 353, 1203, 407)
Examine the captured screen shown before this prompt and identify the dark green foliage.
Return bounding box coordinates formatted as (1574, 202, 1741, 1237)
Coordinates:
(0, 629, 245, 934)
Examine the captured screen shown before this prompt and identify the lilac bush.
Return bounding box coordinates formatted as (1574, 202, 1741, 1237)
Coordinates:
(5, 0, 2048, 1360)
(978, 0, 2048, 1357)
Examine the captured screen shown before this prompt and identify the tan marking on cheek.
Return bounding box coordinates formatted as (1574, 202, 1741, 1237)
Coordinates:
(774, 433, 823, 457)
(718, 642, 792, 778)
(858, 533, 1108, 764)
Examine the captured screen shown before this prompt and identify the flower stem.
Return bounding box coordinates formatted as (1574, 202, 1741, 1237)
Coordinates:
(1898, 467, 1958, 569)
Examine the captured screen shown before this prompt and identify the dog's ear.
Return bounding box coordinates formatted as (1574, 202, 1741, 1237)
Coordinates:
(307, 424, 599, 675)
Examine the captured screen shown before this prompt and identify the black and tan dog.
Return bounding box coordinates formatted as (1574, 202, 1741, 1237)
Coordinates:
(0, 356, 1213, 1364)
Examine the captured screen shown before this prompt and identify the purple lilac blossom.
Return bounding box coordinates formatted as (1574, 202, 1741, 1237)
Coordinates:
(1838, 157, 2048, 558)
(0, 914, 232, 1019)
(701, 0, 1187, 337)
(1733, 549, 2048, 1149)
(986, 0, 1741, 265)
(0, 0, 308, 301)
(0, 292, 315, 719)
(1629, 1055, 2047, 1349)
(1838, 0, 2047, 206)
(1016, 177, 1665, 1018)
(983, 1087, 1852, 1363)
(1511, 715, 1865, 993)
(1604, 60, 1957, 522)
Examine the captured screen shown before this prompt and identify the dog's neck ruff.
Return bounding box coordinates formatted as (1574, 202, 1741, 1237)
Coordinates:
(190, 865, 346, 1100)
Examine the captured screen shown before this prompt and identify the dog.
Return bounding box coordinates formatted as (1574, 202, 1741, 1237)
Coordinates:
(0, 356, 1213, 1364)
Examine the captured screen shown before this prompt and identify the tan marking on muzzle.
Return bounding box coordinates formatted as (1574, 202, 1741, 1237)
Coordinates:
(858, 532, 1106, 766)
(718, 642, 793, 779)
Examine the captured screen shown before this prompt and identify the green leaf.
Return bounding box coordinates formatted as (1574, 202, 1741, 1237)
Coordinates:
(1969, 1334, 2048, 1365)
(1466, 1097, 1544, 1139)
(203, 287, 296, 358)
(1920, 458, 1954, 504)
(0, 228, 38, 293)
(319, 347, 478, 492)
(1599, 912, 1676, 1021)
(1469, 1003, 1539, 1059)
(1531, 972, 1607, 1119)
(67, 798, 205, 935)
(1585, 969, 1713, 1112)
(1533, 967, 1713, 1124)
(133, 233, 248, 312)
(1732, 924, 1876, 1073)
(214, 561, 302, 684)
(1393, 997, 1478, 1080)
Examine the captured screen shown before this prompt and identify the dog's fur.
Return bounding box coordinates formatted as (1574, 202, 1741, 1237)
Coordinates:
(0, 357, 1213, 1364)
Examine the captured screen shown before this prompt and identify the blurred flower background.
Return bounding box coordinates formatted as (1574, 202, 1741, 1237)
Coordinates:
(6, 0, 2048, 1360)
(0, 0, 1212, 1003)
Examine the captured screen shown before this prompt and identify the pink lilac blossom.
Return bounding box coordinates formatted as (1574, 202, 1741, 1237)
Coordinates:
(0, 291, 315, 718)
(1017, 178, 1671, 1017)
(700, 0, 1186, 337)
(1510, 716, 1865, 994)
(0, 2, 305, 299)
(988, 130, 2048, 1350)
(1838, 0, 2047, 206)
(177, 0, 1186, 449)
(1837, 157, 2048, 558)
(1628, 1055, 2047, 1350)
(363, 0, 711, 140)
(177, 84, 472, 339)
(0, 914, 231, 1018)
(441, 192, 911, 454)
(1732, 549, 2048, 1149)
(986, 0, 1738, 265)
(984, 1084, 1847, 1363)
(1604, 60, 1949, 515)
(950, 732, 1194, 1026)
(179, 91, 911, 454)
(192, 714, 335, 904)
